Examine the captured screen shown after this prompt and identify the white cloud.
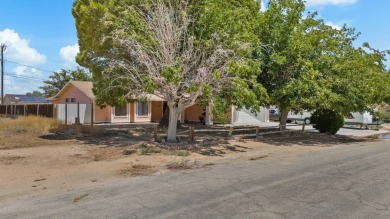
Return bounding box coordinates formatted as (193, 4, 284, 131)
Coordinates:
(0, 29, 47, 65)
(13, 66, 43, 77)
(306, 0, 358, 7)
(325, 21, 342, 30)
(59, 43, 79, 68)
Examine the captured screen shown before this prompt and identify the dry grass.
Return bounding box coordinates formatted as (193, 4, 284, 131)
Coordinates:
(166, 159, 200, 170)
(0, 116, 60, 150)
(0, 116, 59, 134)
(117, 164, 158, 177)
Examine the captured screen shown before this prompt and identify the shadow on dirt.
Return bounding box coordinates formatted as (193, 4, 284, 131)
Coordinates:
(259, 131, 372, 147)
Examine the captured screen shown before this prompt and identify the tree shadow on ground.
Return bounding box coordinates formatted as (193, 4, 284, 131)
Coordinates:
(258, 132, 373, 147)
(39, 124, 232, 156)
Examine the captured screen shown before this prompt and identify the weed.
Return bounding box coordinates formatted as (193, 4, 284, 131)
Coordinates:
(166, 158, 199, 170)
(138, 144, 161, 155)
(123, 149, 137, 155)
(162, 149, 190, 157)
(118, 164, 157, 177)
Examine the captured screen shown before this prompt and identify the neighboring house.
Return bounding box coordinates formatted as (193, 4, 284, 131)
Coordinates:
(2, 94, 49, 105)
(52, 80, 269, 125)
(52, 81, 166, 124)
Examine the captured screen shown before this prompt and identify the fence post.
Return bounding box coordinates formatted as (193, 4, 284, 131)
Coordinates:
(37, 104, 40, 116)
(53, 104, 56, 119)
(228, 126, 233, 137)
(5, 104, 7, 115)
(188, 127, 194, 143)
(90, 103, 94, 127)
(65, 104, 68, 125)
(302, 122, 306, 132)
(24, 105, 26, 116)
(153, 125, 158, 142)
(77, 102, 80, 125)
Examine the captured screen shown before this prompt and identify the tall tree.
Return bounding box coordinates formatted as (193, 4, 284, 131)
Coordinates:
(73, 0, 267, 142)
(256, 0, 388, 128)
(40, 68, 91, 98)
(26, 91, 43, 96)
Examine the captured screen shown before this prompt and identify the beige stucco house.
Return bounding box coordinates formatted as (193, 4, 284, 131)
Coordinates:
(52, 81, 269, 125)
(52, 81, 208, 124)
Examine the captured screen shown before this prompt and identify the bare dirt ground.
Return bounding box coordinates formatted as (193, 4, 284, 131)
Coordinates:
(0, 121, 378, 203)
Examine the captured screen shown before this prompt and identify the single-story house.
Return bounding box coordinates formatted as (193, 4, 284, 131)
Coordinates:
(3, 94, 49, 105)
(52, 80, 269, 125)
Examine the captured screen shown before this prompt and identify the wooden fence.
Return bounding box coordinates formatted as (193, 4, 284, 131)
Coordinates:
(0, 104, 54, 118)
(0, 103, 94, 125)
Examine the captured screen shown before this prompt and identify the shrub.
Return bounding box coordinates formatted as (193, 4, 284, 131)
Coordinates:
(311, 109, 344, 134)
(138, 144, 161, 155)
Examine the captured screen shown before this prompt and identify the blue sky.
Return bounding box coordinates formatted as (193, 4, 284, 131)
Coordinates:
(0, 0, 389, 95)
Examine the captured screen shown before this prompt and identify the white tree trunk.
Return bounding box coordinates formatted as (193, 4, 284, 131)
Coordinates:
(167, 103, 179, 142)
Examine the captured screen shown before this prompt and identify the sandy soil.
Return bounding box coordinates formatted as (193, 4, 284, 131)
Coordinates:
(0, 126, 373, 203)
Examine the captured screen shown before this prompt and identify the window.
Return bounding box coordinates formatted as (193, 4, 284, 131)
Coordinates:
(138, 102, 148, 116)
(65, 98, 69, 103)
(71, 98, 76, 103)
(114, 104, 127, 116)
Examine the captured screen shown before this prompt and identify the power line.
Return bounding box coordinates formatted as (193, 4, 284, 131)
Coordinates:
(4, 72, 46, 81)
(4, 59, 57, 73)
(8, 76, 14, 94)
(7, 75, 43, 87)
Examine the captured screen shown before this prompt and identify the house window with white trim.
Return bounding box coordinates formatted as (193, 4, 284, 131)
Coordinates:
(138, 102, 148, 116)
(114, 104, 127, 117)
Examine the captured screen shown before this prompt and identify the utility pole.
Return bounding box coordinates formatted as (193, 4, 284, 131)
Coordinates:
(1, 44, 6, 105)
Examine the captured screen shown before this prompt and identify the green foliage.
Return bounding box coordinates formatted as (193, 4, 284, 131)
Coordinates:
(123, 149, 137, 155)
(256, 0, 388, 124)
(138, 144, 161, 155)
(73, 0, 267, 109)
(26, 91, 43, 96)
(40, 68, 91, 98)
(311, 109, 345, 134)
(137, 144, 189, 156)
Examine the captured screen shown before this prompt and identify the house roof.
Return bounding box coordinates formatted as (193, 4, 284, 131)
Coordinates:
(54, 81, 95, 100)
(54, 80, 165, 102)
(4, 94, 48, 103)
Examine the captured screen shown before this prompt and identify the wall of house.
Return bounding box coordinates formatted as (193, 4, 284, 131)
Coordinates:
(184, 105, 204, 122)
(151, 101, 164, 122)
(95, 104, 110, 123)
(52, 84, 91, 104)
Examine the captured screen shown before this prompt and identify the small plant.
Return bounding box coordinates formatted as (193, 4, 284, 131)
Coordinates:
(162, 149, 190, 157)
(166, 158, 199, 170)
(123, 149, 137, 155)
(138, 143, 161, 155)
(311, 109, 345, 134)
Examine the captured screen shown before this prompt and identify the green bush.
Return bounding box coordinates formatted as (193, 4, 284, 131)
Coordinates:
(311, 109, 344, 134)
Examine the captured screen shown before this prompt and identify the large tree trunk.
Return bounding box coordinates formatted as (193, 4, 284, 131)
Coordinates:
(279, 106, 290, 131)
(159, 105, 170, 128)
(167, 103, 180, 142)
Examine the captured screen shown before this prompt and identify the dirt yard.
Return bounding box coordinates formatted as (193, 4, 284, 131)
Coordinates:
(0, 116, 378, 202)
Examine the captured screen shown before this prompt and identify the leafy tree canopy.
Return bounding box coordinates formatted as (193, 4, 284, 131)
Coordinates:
(26, 91, 43, 96)
(40, 68, 92, 98)
(73, 0, 268, 141)
(256, 0, 389, 126)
